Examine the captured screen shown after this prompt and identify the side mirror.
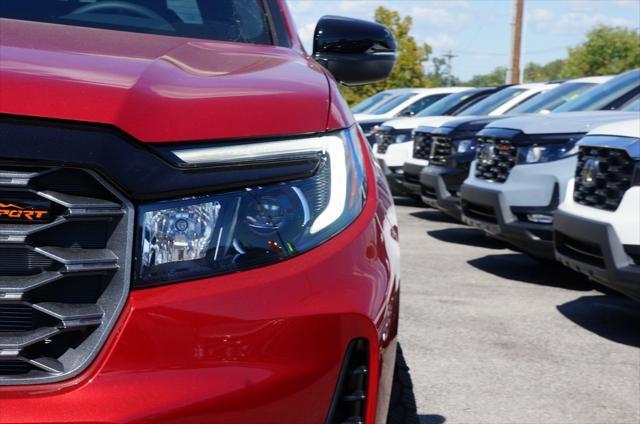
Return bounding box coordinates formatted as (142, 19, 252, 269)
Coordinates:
(312, 15, 397, 86)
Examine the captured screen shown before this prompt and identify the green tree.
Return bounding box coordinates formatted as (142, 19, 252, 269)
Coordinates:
(467, 67, 507, 86)
(524, 59, 565, 82)
(341, 7, 432, 105)
(560, 26, 640, 77)
(425, 56, 463, 87)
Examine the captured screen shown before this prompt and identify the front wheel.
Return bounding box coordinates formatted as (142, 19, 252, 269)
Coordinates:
(386, 345, 420, 424)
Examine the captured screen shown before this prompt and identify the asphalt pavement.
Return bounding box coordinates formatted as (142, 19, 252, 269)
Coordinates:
(395, 199, 640, 424)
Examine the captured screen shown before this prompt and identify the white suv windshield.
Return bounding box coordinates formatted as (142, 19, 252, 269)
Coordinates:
(509, 82, 596, 114)
(352, 92, 398, 113)
(459, 87, 527, 116)
(1, 0, 274, 44)
(555, 70, 640, 112)
(368, 93, 416, 114)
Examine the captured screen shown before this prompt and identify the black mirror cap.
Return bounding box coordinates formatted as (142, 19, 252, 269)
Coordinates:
(312, 15, 397, 86)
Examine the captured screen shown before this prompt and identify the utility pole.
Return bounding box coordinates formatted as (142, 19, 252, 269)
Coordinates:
(510, 0, 524, 84)
(443, 50, 456, 87)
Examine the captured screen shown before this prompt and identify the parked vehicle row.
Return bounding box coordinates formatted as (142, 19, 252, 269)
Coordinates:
(356, 86, 470, 144)
(358, 69, 639, 301)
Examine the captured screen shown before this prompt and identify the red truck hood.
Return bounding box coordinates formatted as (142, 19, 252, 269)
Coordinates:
(0, 19, 332, 142)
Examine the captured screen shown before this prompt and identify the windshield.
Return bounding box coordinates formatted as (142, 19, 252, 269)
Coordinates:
(623, 97, 640, 112)
(509, 82, 596, 114)
(352, 92, 399, 114)
(416, 89, 480, 117)
(555, 70, 640, 112)
(367, 93, 416, 114)
(398, 93, 449, 116)
(1, 0, 274, 44)
(459, 87, 528, 116)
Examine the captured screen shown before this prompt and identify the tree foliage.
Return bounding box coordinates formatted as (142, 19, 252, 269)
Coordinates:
(340, 7, 432, 105)
(560, 26, 640, 77)
(468, 26, 639, 86)
(524, 59, 565, 82)
(468, 67, 507, 87)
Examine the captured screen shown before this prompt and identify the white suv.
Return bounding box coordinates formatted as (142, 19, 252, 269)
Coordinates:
(399, 83, 556, 197)
(554, 118, 640, 300)
(460, 111, 637, 260)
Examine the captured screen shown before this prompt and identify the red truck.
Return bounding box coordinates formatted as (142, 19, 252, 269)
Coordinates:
(0, 1, 408, 423)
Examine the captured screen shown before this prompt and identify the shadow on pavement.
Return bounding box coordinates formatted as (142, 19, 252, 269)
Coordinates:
(410, 209, 459, 224)
(427, 227, 509, 250)
(389, 345, 444, 424)
(557, 295, 640, 348)
(419, 414, 447, 424)
(467, 253, 595, 291)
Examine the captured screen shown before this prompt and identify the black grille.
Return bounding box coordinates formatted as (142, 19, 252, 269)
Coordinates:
(475, 138, 518, 183)
(376, 131, 394, 154)
(412, 131, 433, 160)
(555, 232, 605, 268)
(573, 146, 636, 211)
(327, 339, 369, 424)
(0, 166, 132, 385)
(430, 135, 453, 166)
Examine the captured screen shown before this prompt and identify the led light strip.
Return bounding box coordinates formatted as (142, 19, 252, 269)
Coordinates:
(310, 137, 348, 234)
(172, 136, 338, 165)
(171, 132, 353, 235)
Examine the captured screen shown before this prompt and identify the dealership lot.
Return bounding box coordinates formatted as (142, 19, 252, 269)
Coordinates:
(395, 200, 640, 424)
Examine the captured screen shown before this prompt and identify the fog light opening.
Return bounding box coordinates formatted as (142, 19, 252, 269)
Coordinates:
(527, 213, 553, 224)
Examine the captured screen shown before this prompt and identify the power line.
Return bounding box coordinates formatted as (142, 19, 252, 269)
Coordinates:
(451, 46, 570, 57)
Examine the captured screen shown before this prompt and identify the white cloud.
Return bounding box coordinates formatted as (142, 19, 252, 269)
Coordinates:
(613, 0, 640, 9)
(409, 4, 471, 30)
(297, 22, 317, 50)
(425, 33, 459, 51)
(527, 6, 635, 33)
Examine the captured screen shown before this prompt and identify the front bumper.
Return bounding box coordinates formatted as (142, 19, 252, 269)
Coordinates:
(460, 184, 556, 260)
(419, 165, 468, 220)
(0, 119, 401, 424)
(378, 158, 407, 196)
(402, 160, 428, 197)
(554, 210, 640, 300)
(1, 205, 400, 424)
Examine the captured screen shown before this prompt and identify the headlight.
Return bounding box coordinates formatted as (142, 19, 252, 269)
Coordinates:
(136, 127, 366, 287)
(395, 133, 412, 143)
(517, 141, 578, 164)
(453, 139, 478, 154)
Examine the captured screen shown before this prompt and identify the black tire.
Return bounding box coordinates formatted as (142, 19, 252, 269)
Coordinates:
(386, 345, 420, 424)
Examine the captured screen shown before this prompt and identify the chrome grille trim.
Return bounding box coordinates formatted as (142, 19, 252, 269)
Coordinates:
(475, 138, 517, 183)
(574, 146, 636, 211)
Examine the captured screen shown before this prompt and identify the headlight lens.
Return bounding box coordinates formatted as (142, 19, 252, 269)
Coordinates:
(136, 127, 366, 287)
(518, 141, 578, 164)
(395, 133, 411, 143)
(453, 139, 478, 154)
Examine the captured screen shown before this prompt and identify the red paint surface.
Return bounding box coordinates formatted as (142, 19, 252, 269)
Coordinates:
(0, 14, 348, 142)
(0, 131, 400, 423)
(0, 2, 400, 421)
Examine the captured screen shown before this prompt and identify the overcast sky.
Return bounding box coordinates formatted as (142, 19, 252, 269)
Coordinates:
(287, 0, 640, 81)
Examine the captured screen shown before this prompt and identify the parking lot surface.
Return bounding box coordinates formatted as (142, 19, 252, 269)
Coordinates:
(396, 200, 640, 424)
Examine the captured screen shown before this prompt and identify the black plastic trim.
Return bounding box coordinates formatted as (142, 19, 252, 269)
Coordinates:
(0, 114, 325, 201)
(0, 166, 133, 385)
(326, 338, 370, 424)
